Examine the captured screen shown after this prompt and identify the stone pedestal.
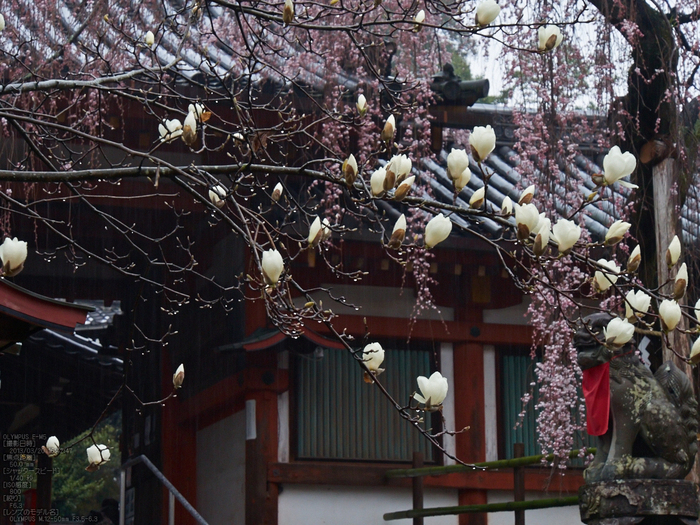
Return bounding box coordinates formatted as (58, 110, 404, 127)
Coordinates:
(579, 479, 700, 525)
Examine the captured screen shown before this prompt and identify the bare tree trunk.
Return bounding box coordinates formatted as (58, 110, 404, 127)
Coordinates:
(653, 157, 697, 483)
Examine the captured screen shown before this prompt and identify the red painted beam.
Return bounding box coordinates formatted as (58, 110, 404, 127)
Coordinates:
(309, 317, 533, 346)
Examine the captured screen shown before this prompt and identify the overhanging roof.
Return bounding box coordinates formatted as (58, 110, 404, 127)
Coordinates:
(217, 326, 345, 352)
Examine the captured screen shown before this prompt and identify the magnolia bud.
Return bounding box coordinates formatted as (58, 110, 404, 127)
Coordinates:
(182, 111, 197, 147)
(604, 220, 631, 246)
(173, 364, 185, 389)
(388, 214, 406, 249)
(518, 185, 535, 205)
(673, 262, 688, 300)
(343, 154, 358, 187)
(533, 218, 551, 257)
(501, 196, 513, 215)
(394, 175, 415, 201)
(271, 182, 283, 202)
(381, 115, 396, 143)
(356, 94, 368, 117)
(666, 235, 681, 267)
(627, 245, 641, 273)
(469, 187, 485, 209)
(690, 338, 700, 366)
(283, 0, 294, 24)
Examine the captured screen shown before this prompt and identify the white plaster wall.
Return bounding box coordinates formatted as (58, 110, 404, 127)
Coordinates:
(279, 485, 458, 525)
(483, 345, 498, 462)
(440, 342, 456, 465)
(486, 491, 582, 525)
(197, 410, 246, 525)
(482, 297, 530, 325)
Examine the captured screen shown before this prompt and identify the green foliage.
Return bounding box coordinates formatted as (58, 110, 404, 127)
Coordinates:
(51, 412, 121, 517)
(450, 50, 472, 80)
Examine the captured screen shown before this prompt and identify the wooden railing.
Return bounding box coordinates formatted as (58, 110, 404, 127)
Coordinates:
(383, 445, 594, 523)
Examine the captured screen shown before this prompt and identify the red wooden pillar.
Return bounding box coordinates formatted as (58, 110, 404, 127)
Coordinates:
(245, 389, 279, 525)
(454, 342, 487, 525)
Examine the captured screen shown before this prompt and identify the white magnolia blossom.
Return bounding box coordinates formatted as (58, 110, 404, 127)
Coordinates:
(394, 175, 415, 201)
(475, 0, 500, 26)
(387, 154, 412, 185)
(173, 364, 185, 389)
(659, 299, 682, 331)
(666, 235, 681, 266)
(690, 338, 700, 366)
(518, 185, 535, 205)
(514, 203, 540, 239)
(537, 24, 563, 51)
(182, 110, 197, 145)
(381, 114, 396, 142)
(413, 9, 425, 29)
(695, 298, 700, 325)
(604, 317, 635, 346)
(414, 371, 449, 409)
(363, 342, 385, 372)
(455, 169, 471, 192)
(469, 187, 485, 208)
(271, 182, 284, 202)
(370, 167, 387, 196)
(424, 214, 452, 249)
(188, 103, 205, 120)
(283, 0, 294, 24)
(158, 119, 183, 142)
(603, 146, 637, 187)
(0, 15, 6, 31)
(86, 444, 110, 469)
(593, 258, 620, 292)
(45, 436, 60, 457)
(0, 237, 28, 276)
(469, 125, 496, 162)
(262, 249, 284, 286)
(552, 219, 580, 254)
(501, 196, 513, 215)
(605, 220, 631, 245)
(625, 290, 651, 320)
(308, 216, 331, 246)
(208, 185, 227, 208)
(446, 148, 470, 181)
(627, 245, 641, 273)
(356, 94, 368, 116)
(145, 30, 155, 46)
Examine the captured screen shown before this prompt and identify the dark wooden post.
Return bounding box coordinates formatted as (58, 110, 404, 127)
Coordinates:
(36, 453, 52, 523)
(412, 451, 424, 525)
(513, 443, 525, 525)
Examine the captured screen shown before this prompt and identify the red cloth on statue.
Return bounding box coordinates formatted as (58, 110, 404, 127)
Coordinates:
(582, 362, 610, 436)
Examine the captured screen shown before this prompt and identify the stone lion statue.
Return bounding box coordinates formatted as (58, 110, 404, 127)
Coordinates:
(574, 312, 698, 482)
